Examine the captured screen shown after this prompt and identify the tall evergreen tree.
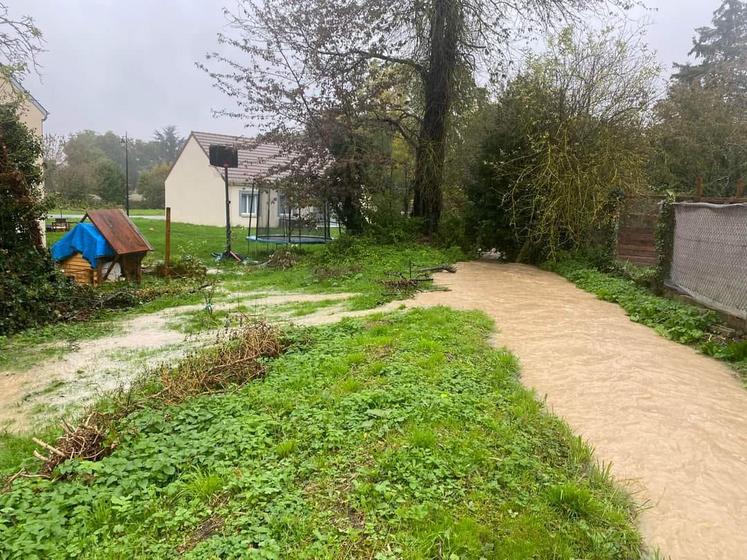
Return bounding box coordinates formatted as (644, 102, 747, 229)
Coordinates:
(675, 0, 747, 88)
(652, 0, 747, 196)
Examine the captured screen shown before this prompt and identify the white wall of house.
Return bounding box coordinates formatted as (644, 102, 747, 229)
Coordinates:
(17, 98, 44, 136)
(0, 79, 45, 136)
(165, 136, 225, 226)
(165, 135, 283, 229)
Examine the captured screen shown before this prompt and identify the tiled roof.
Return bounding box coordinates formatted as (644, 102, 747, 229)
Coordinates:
(191, 131, 292, 184)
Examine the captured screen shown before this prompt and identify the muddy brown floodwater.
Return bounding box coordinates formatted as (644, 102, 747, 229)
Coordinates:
(402, 261, 747, 560)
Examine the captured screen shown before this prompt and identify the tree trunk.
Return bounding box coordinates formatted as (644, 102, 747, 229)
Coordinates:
(412, 0, 461, 236)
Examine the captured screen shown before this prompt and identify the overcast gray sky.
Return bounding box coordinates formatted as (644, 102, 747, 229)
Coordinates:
(14, 0, 722, 141)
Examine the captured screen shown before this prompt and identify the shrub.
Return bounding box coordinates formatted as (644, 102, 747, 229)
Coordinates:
(0, 102, 95, 335)
(152, 254, 207, 279)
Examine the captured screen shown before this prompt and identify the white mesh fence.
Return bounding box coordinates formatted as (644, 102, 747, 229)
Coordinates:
(668, 203, 747, 320)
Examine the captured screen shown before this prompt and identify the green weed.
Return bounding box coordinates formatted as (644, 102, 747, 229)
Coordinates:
(181, 469, 225, 502)
(0, 308, 642, 558)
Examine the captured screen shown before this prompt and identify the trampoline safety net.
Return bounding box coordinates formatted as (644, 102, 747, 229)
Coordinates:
(668, 202, 747, 320)
(245, 187, 333, 245)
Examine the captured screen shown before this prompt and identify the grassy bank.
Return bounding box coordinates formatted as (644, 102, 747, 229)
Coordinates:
(48, 208, 165, 217)
(0, 308, 642, 559)
(221, 236, 464, 310)
(47, 219, 233, 264)
(548, 259, 747, 382)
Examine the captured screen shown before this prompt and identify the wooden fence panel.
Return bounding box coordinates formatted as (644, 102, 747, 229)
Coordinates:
(617, 199, 660, 266)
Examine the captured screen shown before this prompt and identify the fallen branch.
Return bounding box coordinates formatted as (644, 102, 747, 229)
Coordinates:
(416, 264, 457, 274)
(32, 437, 66, 458)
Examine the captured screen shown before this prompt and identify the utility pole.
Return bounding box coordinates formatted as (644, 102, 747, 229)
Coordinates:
(123, 132, 130, 216)
(224, 165, 231, 255)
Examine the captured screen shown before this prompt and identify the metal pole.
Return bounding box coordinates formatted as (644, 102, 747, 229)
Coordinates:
(255, 190, 260, 240)
(267, 189, 271, 238)
(165, 207, 171, 275)
(224, 166, 231, 255)
(248, 184, 256, 236)
(124, 132, 130, 216)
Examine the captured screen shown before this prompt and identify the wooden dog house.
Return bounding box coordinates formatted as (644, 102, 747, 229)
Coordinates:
(51, 209, 153, 286)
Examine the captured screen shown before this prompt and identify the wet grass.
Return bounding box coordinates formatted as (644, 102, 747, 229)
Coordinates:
(48, 208, 165, 217)
(0, 427, 61, 478)
(0, 308, 644, 558)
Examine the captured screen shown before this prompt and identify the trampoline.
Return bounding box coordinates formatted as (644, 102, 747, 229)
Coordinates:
(244, 183, 335, 249)
(248, 234, 330, 245)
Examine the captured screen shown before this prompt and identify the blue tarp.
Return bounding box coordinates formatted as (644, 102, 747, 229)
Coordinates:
(51, 223, 115, 268)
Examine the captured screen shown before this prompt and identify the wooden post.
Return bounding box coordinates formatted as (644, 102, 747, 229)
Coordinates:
(165, 207, 171, 276)
(695, 176, 704, 199)
(737, 178, 745, 198)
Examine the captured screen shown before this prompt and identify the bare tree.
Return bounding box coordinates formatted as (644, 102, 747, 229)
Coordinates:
(0, 2, 43, 77)
(206, 0, 635, 234)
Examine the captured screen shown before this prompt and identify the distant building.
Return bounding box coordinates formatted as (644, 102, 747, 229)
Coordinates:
(165, 131, 291, 228)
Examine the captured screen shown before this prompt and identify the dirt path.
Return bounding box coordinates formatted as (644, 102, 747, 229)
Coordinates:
(401, 261, 747, 560)
(0, 292, 358, 432)
(0, 312, 197, 432)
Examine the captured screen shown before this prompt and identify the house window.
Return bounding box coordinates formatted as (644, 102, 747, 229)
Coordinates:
(277, 193, 288, 217)
(239, 191, 259, 216)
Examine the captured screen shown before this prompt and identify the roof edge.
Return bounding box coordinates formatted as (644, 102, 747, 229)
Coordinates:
(8, 75, 49, 120)
(165, 132, 225, 185)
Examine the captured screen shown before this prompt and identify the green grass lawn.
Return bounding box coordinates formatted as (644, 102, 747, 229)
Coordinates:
(220, 236, 464, 310)
(48, 218, 232, 263)
(47, 218, 324, 264)
(0, 308, 643, 559)
(48, 208, 165, 217)
(49, 223, 463, 310)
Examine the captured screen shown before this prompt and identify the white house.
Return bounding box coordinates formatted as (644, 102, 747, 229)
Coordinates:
(1, 74, 48, 137)
(165, 131, 291, 228)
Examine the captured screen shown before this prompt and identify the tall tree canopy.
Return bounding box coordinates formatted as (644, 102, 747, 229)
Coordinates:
(206, 0, 632, 235)
(652, 0, 747, 195)
(44, 127, 184, 204)
(467, 29, 656, 261)
(675, 0, 747, 87)
(137, 162, 170, 208)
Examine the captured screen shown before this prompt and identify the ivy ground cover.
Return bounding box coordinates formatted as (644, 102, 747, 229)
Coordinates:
(0, 308, 642, 559)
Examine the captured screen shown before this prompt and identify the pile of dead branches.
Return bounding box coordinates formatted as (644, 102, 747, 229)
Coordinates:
(263, 249, 298, 270)
(30, 412, 114, 477)
(382, 278, 421, 292)
(158, 321, 283, 403)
